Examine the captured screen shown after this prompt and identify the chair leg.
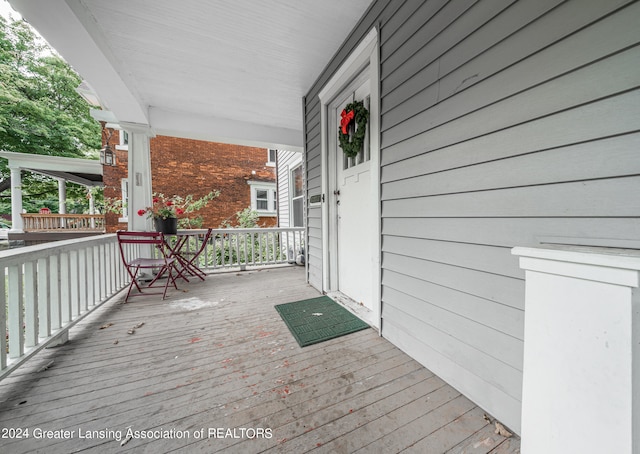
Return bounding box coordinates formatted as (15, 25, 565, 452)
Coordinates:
(124, 266, 142, 302)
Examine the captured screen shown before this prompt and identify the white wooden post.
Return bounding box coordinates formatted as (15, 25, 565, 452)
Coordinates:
(58, 178, 66, 228)
(9, 166, 23, 232)
(88, 190, 96, 229)
(121, 122, 154, 232)
(513, 246, 640, 454)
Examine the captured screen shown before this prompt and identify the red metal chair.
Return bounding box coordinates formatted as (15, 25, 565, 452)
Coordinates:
(117, 231, 179, 302)
(172, 228, 213, 281)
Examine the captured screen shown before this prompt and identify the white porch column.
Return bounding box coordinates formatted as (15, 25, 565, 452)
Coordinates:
(9, 165, 23, 232)
(88, 190, 95, 229)
(57, 178, 66, 214)
(121, 122, 155, 231)
(57, 178, 66, 228)
(512, 246, 640, 454)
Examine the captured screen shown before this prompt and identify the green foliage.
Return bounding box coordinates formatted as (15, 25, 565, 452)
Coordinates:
(0, 16, 101, 212)
(220, 206, 259, 228)
(212, 207, 281, 266)
(206, 231, 283, 267)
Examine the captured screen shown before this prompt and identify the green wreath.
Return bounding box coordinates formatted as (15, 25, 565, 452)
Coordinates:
(338, 100, 369, 158)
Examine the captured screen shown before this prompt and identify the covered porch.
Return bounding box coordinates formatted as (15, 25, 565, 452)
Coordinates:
(0, 266, 519, 453)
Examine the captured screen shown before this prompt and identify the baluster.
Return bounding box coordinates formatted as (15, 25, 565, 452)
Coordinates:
(7, 265, 24, 358)
(60, 252, 71, 324)
(49, 255, 61, 331)
(70, 250, 79, 317)
(37, 257, 51, 338)
(79, 247, 88, 313)
(23, 261, 38, 348)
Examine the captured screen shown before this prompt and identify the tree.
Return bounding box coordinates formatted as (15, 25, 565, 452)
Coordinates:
(0, 16, 101, 210)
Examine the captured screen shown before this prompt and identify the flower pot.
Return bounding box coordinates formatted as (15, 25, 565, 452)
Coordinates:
(154, 217, 178, 235)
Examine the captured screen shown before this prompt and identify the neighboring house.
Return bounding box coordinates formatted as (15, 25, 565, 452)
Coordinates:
(275, 149, 304, 229)
(103, 130, 277, 232)
(302, 0, 639, 436)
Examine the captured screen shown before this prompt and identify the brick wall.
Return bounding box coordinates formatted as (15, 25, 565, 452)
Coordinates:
(103, 133, 276, 232)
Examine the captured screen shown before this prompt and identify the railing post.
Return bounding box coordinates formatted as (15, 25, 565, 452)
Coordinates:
(513, 246, 640, 454)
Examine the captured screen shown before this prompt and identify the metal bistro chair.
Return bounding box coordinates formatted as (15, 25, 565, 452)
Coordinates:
(117, 231, 179, 302)
(173, 228, 213, 281)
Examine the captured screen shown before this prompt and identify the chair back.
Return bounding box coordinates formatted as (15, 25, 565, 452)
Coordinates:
(117, 231, 168, 264)
(191, 228, 213, 257)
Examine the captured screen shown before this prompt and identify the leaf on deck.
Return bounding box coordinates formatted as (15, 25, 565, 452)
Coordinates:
(495, 421, 513, 438)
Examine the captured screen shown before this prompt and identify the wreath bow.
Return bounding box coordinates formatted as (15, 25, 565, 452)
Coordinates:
(338, 100, 369, 158)
(340, 109, 355, 134)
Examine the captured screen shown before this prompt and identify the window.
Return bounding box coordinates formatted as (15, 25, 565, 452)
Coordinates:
(120, 178, 128, 221)
(291, 165, 304, 227)
(256, 189, 269, 211)
(267, 148, 277, 166)
(116, 129, 129, 150)
(248, 181, 276, 216)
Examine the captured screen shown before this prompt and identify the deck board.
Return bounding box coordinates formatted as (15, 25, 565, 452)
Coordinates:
(0, 266, 520, 453)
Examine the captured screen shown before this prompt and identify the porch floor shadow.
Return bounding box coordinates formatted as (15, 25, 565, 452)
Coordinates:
(0, 266, 520, 453)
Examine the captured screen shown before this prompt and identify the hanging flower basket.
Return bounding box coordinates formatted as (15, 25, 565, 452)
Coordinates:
(338, 100, 369, 158)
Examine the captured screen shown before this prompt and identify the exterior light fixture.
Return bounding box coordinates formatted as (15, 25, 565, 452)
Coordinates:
(100, 143, 116, 166)
(99, 123, 116, 166)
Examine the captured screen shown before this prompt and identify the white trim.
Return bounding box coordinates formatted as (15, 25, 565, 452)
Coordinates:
(119, 178, 129, 222)
(318, 27, 378, 101)
(317, 27, 381, 329)
(266, 148, 277, 167)
(290, 164, 304, 228)
(247, 180, 277, 216)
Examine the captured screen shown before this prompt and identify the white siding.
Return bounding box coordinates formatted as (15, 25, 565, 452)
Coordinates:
(303, 0, 640, 434)
(276, 150, 302, 228)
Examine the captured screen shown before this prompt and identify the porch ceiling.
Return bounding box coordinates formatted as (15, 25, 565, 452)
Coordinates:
(8, 0, 373, 151)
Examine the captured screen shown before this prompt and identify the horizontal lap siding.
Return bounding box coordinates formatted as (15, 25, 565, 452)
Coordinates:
(276, 150, 300, 228)
(303, 0, 640, 436)
(378, 0, 640, 436)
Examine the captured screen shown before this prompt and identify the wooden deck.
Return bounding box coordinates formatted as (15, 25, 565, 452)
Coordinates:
(0, 266, 520, 453)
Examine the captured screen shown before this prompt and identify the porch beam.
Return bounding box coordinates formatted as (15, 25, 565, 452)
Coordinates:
(149, 107, 304, 152)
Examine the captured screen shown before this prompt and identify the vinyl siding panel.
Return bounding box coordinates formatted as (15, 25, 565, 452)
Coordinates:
(275, 150, 302, 228)
(303, 0, 640, 434)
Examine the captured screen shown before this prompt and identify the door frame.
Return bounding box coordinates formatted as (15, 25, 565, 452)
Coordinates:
(318, 27, 381, 329)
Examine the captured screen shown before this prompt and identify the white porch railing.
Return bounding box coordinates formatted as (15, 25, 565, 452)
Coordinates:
(0, 227, 304, 379)
(21, 213, 106, 231)
(175, 227, 305, 271)
(0, 234, 127, 379)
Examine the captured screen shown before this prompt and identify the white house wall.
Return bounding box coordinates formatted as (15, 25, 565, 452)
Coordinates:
(303, 0, 640, 434)
(276, 150, 303, 228)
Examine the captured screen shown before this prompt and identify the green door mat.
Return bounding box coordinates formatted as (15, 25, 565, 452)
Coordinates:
(275, 296, 369, 347)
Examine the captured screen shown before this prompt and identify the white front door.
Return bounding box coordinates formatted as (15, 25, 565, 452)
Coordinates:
(330, 75, 374, 311)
